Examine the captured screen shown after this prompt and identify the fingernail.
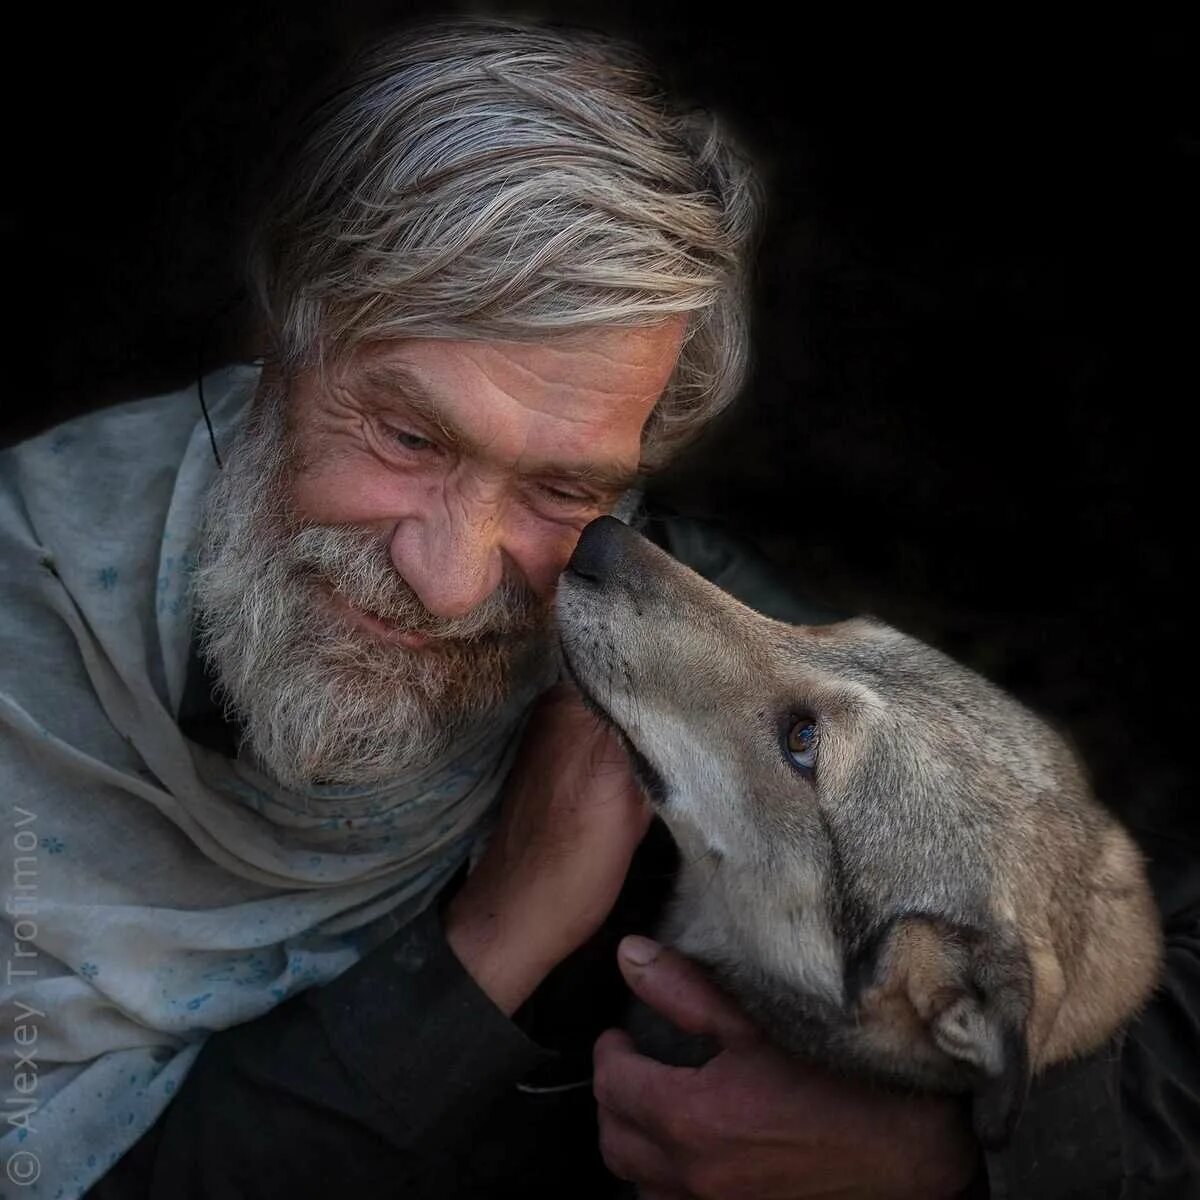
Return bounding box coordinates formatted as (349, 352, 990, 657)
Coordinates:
(620, 935, 661, 967)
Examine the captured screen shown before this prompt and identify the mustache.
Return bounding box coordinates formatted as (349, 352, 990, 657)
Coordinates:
(284, 522, 548, 642)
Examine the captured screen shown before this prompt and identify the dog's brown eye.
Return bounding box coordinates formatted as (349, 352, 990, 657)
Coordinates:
(786, 719, 818, 774)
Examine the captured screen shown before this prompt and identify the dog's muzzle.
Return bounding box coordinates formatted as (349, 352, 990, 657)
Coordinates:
(558, 517, 669, 806)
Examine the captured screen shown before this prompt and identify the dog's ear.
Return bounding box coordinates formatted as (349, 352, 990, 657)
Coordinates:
(966, 1018, 1031, 1150)
(850, 915, 1033, 1149)
(921, 921, 1036, 1147)
(928, 983, 1031, 1149)
(956, 929, 1034, 1150)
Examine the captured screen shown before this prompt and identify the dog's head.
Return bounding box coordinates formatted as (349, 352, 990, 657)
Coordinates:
(555, 516, 1113, 1146)
(556, 517, 1087, 887)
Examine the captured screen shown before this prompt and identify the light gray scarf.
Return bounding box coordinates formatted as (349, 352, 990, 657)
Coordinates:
(0, 364, 538, 1197)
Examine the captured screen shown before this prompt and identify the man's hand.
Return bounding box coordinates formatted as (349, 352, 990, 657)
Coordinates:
(445, 683, 652, 1016)
(594, 937, 983, 1199)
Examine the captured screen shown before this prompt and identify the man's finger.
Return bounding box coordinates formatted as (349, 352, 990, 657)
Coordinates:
(596, 1101, 681, 1191)
(593, 1028, 696, 1131)
(616, 937, 761, 1048)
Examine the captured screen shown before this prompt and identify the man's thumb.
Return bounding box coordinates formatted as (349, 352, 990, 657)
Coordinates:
(616, 935, 760, 1048)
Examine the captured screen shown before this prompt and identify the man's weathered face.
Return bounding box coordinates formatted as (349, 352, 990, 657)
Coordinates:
(193, 322, 684, 789)
(285, 324, 684, 623)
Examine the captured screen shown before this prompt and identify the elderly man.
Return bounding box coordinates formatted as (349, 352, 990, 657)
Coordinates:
(1, 15, 1193, 1200)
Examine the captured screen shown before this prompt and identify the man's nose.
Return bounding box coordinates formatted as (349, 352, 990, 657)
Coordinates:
(388, 497, 505, 619)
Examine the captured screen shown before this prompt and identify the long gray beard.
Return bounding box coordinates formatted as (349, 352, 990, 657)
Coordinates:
(190, 379, 553, 792)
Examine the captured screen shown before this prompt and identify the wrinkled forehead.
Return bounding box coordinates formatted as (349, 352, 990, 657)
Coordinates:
(287, 327, 688, 474)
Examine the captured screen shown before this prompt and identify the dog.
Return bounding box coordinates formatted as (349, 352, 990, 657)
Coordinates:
(555, 515, 1162, 1148)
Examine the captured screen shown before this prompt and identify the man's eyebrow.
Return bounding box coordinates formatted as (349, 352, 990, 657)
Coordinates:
(532, 459, 642, 494)
(357, 360, 642, 495)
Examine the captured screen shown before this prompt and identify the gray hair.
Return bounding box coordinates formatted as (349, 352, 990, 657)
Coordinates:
(246, 14, 764, 468)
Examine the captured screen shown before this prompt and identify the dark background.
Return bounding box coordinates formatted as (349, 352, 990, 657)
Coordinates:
(6, 6, 1195, 840)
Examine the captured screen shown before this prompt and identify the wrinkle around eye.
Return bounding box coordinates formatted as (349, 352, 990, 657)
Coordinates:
(389, 426, 439, 453)
(354, 408, 612, 524)
(522, 486, 608, 527)
(536, 481, 594, 504)
(361, 410, 444, 466)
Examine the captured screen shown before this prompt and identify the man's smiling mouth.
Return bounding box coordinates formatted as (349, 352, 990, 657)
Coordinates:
(322, 582, 434, 650)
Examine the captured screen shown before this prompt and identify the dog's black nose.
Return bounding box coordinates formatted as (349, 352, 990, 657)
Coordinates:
(566, 515, 633, 584)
